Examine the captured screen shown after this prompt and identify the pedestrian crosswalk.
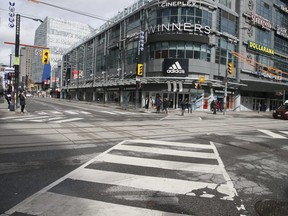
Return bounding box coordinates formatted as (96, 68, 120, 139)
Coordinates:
(258, 129, 288, 139)
(4, 140, 246, 216)
(0, 110, 91, 123)
(0, 109, 150, 124)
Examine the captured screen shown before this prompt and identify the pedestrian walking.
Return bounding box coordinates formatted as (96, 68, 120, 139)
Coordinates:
(144, 96, 149, 110)
(257, 102, 261, 113)
(19, 91, 26, 113)
(163, 98, 169, 114)
(155, 95, 162, 113)
(211, 100, 217, 114)
(180, 99, 186, 116)
(5, 91, 11, 110)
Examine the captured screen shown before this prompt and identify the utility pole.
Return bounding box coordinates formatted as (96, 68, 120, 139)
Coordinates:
(13, 14, 20, 110)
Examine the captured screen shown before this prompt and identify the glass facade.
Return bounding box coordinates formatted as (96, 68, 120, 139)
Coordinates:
(32, 17, 94, 85)
(59, 0, 288, 111)
(149, 41, 211, 61)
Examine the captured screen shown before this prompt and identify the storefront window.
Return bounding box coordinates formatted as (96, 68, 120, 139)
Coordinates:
(256, 0, 272, 20)
(219, 0, 232, 8)
(149, 42, 211, 61)
(275, 9, 288, 29)
(156, 7, 212, 26)
(217, 9, 237, 35)
(275, 36, 288, 56)
(215, 39, 235, 65)
(194, 44, 200, 59)
(256, 29, 271, 47)
(169, 42, 177, 58)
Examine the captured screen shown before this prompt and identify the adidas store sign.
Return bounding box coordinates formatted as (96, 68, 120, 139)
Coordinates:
(163, 59, 188, 77)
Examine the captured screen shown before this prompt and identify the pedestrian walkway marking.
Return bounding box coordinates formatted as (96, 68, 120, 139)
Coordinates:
(280, 131, 288, 135)
(64, 110, 79, 115)
(52, 117, 83, 123)
(51, 111, 62, 114)
(79, 111, 91, 115)
(114, 144, 217, 159)
(0, 115, 37, 120)
(258, 129, 287, 139)
(70, 168, 222, 196)
(11, 192, 189, 216)
(15, 116, 50, 121)
(3, 140, 244, 216)
(99, 154, 224, 174)
(101, 110, 117, 115)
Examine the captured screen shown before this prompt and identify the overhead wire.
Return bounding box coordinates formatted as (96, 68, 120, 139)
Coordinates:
(27, 0, 111, 22)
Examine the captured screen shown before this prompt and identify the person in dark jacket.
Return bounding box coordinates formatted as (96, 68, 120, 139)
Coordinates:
(211, 100, 217, 114)
(163, 98, 169, 114)
(19, 91, 26, 113)
(5, 91, 11, 110)
(180, 99, 186, 116)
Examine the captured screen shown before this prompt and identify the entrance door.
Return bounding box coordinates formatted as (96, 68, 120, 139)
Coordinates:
(253, 98, 265, 111)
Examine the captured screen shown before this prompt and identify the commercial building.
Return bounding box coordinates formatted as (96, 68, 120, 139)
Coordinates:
(61, 0, 288, 111)
(32, 17, 94, 92)
(19, 47, 33, 91)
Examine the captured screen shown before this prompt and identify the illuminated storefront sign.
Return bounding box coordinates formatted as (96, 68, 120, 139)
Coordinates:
(158, 0, 217, 9)
(276, 26, 288, 39)
(149, 23, 211, 35)
(250, 14, 272, 31)
(248, 41, 274, 55)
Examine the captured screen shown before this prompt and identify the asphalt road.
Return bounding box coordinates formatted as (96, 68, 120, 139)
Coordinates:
(0, 97, 287, 216)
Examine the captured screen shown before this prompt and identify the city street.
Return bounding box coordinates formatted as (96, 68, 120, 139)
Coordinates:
(0, 97, 287, 216)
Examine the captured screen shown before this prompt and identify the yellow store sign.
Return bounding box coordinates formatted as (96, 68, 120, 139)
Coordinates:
(248, 41, 274, 55)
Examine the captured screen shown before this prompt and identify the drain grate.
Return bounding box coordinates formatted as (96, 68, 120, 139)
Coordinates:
(255, 199, 288, 216)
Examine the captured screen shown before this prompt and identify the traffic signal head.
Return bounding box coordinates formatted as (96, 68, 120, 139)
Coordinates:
(227, 62, 233, 75)
(42, 49, 50, 64)
(137, 63, 143, 76)
(139, 31, 145, 52)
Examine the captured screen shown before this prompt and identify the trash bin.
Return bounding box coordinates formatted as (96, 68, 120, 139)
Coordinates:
(9, 102, 15, 111)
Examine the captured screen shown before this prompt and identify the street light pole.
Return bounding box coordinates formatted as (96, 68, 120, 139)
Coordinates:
(13, 14, 20, 110)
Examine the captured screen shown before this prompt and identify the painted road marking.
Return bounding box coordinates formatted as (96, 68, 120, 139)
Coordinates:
(258, 129, 287, 139)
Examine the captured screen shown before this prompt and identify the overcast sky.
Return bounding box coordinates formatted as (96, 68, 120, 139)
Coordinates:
(0, 0, 135, 66)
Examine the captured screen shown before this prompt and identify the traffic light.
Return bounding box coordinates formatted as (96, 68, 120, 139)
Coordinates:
(227, 62, 233, 75)
(42, 49, 50, 64)
(137, 63, 143, 76)
(139, 31, 145, 52)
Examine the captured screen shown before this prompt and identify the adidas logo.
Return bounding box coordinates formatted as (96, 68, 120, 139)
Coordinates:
(167, 61, 185, 74)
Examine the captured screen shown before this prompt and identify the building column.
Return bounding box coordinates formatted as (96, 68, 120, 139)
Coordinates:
(234, 90, 241, 111)
(83, 90, 86, 101)
(93, 89, 96, 101)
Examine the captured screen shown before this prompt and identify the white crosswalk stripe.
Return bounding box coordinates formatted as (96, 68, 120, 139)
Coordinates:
(0, 110, 92, 124)
(258, 129, 288, 139)
(52, 117, 83, 123)
(101, 110, 147, 115)
(4, 140, 245, 216)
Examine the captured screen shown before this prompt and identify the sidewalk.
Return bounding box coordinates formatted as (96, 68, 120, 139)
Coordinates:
(0, 97, 273, 120)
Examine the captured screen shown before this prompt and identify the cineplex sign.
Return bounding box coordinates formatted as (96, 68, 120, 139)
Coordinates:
(158, 0, 217, 9)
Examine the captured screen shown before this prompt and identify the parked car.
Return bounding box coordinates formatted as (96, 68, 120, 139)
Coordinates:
(273, 103, 288, 120)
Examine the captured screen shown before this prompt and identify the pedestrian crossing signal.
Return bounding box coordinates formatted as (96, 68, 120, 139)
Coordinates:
(227, 62, 233, 75)
(42, 49, 50, 64)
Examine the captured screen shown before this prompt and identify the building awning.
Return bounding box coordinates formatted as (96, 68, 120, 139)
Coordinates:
(241, 79, 288, 92)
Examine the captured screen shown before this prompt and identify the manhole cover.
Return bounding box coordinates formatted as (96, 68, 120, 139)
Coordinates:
(255, 199, 288, 216)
